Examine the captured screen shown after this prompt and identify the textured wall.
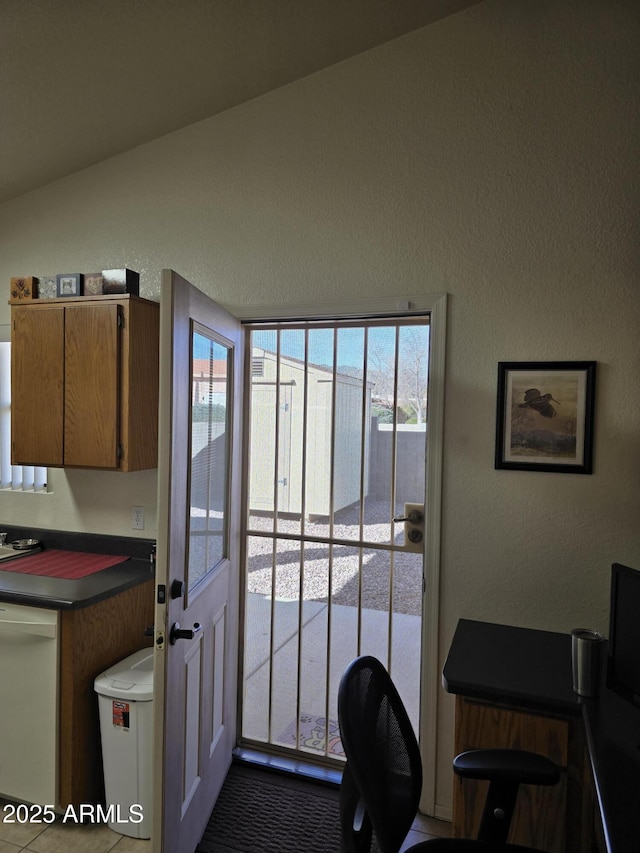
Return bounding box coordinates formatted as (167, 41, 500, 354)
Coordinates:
(0, 0, 638, 815)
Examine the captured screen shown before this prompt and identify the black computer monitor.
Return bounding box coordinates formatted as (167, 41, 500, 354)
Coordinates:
(607, 563, 640, 707)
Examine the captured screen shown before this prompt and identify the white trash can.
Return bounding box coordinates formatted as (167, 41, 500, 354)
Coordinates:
(94, 648, 154, 839)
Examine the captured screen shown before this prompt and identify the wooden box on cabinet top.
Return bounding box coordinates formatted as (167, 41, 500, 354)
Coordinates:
(11, 294, 159, 471)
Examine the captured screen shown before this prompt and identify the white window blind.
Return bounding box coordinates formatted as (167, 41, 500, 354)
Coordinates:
(0, 341, 47, 491)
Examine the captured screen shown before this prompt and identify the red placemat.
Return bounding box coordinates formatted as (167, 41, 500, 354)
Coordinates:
(0, 549, 130, 579)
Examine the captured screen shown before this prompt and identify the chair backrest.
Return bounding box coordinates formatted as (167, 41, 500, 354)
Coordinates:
(338, 656, 422, 853)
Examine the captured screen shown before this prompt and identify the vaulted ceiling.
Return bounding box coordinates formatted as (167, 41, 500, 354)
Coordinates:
(0, 0, 483, 205)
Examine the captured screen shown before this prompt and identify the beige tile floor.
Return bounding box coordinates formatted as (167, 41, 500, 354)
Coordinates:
(402, 813, 452, 849)
(0, 800, 150, 853)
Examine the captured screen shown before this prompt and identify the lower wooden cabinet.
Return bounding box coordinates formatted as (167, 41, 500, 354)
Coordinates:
(58, 581, 154, 808)
(452, 696, 591, 853)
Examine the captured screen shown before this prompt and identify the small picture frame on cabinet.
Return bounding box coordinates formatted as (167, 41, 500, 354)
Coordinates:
(83, 272, 103, 295)
(38, 275, 58, 299)
(56, 273, 83, 297)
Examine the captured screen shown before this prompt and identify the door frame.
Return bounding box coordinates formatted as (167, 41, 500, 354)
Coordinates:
(229, 293, 447, 815)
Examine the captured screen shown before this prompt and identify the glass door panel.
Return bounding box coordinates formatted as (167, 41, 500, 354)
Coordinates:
(188, 324, 231, 593)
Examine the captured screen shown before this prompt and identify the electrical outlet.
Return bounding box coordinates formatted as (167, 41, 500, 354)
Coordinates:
(132, 506, 145, 530)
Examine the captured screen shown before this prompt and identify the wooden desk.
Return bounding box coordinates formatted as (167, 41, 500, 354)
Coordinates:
(442, 619, 640, 853)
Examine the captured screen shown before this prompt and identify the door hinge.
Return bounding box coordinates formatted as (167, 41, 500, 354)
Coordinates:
(117, 311, 124, 328)
(117, 444, 124, 459)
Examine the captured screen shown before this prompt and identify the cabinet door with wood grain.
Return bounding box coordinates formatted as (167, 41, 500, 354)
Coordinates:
(453, 697, 569, 853)
(64, 303, 120, 468)
(11, 305, 65, 466)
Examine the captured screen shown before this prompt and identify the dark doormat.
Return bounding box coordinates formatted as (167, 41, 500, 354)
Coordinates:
(196, 762, 342, 853)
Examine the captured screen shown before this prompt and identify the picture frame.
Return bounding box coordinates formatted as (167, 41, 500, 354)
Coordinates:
(495, 361, 596, 474)
(56, 273, 83, 297)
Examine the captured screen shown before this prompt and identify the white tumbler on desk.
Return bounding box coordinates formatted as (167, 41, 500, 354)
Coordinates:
(571, 628, 604, 697)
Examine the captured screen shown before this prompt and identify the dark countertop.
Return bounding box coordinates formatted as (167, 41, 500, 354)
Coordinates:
(442, 618, 640, 853)
(0, 525, 155, 609)
(442, 618, 581, 715)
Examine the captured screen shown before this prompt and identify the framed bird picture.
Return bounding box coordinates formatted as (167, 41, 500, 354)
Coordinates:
(495, 361, 596, 474)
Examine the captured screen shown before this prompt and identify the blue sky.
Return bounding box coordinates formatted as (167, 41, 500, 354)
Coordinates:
(251, 323, 429, 372)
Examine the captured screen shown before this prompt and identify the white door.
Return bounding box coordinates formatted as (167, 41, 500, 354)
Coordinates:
(153, 270, 243, 853)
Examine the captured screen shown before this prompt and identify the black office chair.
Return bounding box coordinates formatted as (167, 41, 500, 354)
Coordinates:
(337, 656, 560, 853)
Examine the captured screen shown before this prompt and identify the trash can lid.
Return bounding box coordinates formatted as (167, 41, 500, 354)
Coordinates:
(94, 647, 154, 701)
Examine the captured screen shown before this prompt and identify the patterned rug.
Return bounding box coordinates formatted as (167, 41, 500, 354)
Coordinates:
(278, 713, 344, 756)
(197, 762, 341, 853)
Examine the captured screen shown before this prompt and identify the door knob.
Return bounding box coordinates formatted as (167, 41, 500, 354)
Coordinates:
(169, 622, 202, 645)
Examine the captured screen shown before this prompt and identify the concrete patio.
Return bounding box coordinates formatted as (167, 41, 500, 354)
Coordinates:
(242, 590, 421, 759)
(241, 495, 424, 759)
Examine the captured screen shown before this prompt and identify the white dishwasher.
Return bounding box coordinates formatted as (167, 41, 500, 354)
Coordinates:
(0, 601, 59, 805)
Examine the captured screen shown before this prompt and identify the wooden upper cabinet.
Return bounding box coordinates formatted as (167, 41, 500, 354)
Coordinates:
(64, 303, 120, 468)
(11, 295, 159, 471)
(11, 305, 65, 466)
